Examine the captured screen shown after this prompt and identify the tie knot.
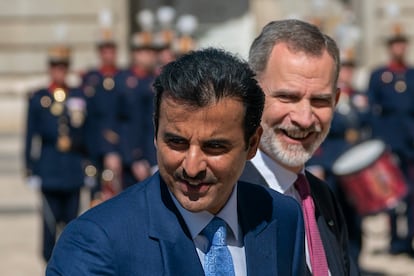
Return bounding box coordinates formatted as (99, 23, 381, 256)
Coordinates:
(202, 217, 227, 247)
(294, 174, 311, 199)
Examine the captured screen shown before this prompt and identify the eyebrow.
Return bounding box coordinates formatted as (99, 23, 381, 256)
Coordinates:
(163, 132, 183, 140)
(203, 139, 232, 146)
(311, 93, 334, 100)
(163, 132, 232, 146)
(270, 88, 334, 99)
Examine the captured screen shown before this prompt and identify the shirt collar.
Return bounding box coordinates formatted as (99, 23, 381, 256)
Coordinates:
(169, 183, 240, 242)
(251, 150, 298, 192)
(251, 150, 308, 203)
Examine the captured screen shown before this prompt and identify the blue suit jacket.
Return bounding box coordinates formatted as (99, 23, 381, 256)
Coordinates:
(46, 172, 305, 275)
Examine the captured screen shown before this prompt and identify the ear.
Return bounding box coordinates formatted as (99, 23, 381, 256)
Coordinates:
(153, 137, 157, 149)
(334, 87, 341, 106)
(247, 126, 263, 160)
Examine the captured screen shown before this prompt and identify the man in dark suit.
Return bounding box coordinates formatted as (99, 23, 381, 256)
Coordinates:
(46, 48, 305, 275)
(242, 19, 359, 275)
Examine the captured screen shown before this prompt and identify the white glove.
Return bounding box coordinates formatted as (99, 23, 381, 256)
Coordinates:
(26, 175, 42, 191)
(84, 176, 97, 188)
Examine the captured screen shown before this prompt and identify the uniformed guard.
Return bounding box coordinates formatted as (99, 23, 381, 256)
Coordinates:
(112, 9, 158, 189)
(366, 23, 414, 257)
(154, 5, 177, 74)
(307, 48, 371, 266)
(82, 9, 122, 206)
(172, 14, 198, 58)
(24, 43, 88, 262)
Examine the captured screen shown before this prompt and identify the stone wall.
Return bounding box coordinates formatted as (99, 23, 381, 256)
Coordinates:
(0, 0, 128, 133)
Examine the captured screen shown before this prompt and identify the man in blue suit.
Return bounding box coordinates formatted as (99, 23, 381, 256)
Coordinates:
(46, 48, 305, 275)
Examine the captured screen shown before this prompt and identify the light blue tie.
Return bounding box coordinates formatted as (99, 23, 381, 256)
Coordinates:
(202, 217, 235, 276)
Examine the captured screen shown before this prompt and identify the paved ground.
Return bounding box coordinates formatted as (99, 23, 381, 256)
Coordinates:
(1, 133, 414, 275)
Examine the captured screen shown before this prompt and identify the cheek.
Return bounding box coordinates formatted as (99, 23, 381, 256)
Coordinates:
(211, 154, 247, 182)
(317, 108, 335, 127)
(262, 100, 283, 126)
(157, 147, 181, 171)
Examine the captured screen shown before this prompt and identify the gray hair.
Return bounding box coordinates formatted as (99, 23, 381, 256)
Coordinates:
(249, 19, 340, 89)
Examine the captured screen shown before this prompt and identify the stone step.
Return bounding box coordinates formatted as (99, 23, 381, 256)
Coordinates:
(0, 133, 23, 175)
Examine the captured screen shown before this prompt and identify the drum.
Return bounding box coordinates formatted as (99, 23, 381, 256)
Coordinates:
(332, 139, 407, 216)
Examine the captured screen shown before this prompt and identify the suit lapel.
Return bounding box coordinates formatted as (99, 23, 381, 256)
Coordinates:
(240, 161, 269, 188)
(238, 182, 278, 275)
(306, 171, 346, 276)
(146, 174, 204, 276)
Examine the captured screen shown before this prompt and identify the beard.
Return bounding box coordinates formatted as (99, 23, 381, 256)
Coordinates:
(260, 123, 329, 168)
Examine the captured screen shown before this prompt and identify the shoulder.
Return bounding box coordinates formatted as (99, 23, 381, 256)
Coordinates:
(238, 180, 302, 219)
(78, 178, 152, 227)
(369, 66, 388, 79)
(239, 161, 267, 187)
(114, 68, 130, 79)
(373, 66, 388, 73)
(27, 88, 48, 104)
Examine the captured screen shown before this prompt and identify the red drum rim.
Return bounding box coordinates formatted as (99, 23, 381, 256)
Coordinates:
(332, 139, 386, 176)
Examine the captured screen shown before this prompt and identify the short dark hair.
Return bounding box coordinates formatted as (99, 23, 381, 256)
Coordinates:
(249, 19, 340, 90)
(153, 47, 264, 146)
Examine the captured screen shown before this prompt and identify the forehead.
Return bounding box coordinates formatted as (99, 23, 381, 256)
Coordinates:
(260, 43, 335, 89)
(158, 96, 245, 137)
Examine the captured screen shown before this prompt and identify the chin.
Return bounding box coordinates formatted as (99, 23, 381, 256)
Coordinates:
(261, 136, 312, 167)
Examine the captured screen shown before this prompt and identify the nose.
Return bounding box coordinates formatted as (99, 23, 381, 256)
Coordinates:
(290, 101, 314, 129)
(182, 146, 207, 179)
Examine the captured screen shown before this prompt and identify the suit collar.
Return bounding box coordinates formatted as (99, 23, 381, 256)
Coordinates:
(305, 171, 347, 275)
(250, 151, 298, 194)
(169, 183, 241, 241)
(238, 181, 279, 275)
(146, 174, 281, 275)
(146, 173, 204, 275)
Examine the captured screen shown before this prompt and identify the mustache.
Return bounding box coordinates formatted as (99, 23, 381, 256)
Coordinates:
(277, 123, 321, 133)
(173, 168, 218, 185)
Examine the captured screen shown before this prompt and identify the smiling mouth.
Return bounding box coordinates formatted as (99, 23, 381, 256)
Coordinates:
(281, 129, 313, 140)
(180, 180, 211, 195)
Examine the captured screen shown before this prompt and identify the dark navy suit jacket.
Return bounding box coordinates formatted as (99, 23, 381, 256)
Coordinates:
(46, 172, 305, 275)
(240, 161, 360, 276)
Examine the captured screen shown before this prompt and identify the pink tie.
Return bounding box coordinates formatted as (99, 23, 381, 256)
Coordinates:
(295, 174, 329, 276)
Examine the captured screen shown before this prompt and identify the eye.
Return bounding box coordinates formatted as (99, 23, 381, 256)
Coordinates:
(311, 97, 333, 108)
(165, 137, 188, 151)
(202, 141, 230, 155)
(275, 93, 298, 103)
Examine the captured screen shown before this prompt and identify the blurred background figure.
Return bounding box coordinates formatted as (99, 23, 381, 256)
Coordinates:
(23, 24, 88, 262)
(173, 14, 198, 58)
(366, 22, 414, 257)
(112, 9, 159, 190)
(81, 9, 122, 206)
(154, 5, 177, 73)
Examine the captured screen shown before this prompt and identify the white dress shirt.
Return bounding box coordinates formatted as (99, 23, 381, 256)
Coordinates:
(251, 150, 331, 275)
(170, 184, 247, 275)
